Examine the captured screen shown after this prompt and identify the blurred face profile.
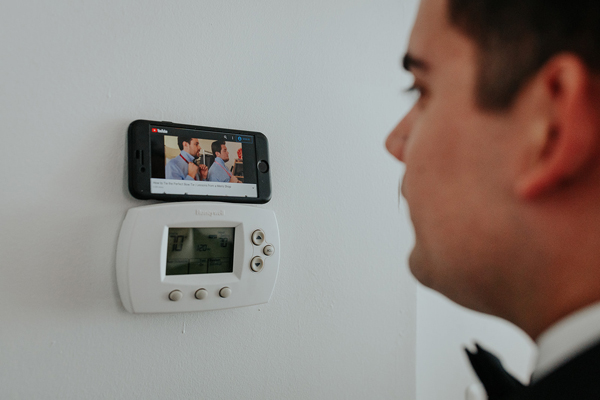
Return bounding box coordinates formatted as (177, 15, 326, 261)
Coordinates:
(218, 145, 230, 162)
(187, 138, 201, 158)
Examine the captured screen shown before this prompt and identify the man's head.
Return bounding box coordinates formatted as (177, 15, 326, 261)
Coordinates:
(211, 140, 229, 162)
(179, 137, 201, 158)
(386, 0, 600, 337)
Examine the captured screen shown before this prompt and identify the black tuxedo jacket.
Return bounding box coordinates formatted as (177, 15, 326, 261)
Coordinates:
(511, 340, 600, 399)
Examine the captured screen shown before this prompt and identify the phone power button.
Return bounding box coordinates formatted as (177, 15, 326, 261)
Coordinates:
(257, 160, 269, 173)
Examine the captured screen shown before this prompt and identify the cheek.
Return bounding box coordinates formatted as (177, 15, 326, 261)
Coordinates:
(402, 112, 493, 251)
(403, 116, 459, 197)
(405, 114, 514, 243)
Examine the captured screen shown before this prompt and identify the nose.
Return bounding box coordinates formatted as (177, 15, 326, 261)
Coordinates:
(385, 108, 413, 163)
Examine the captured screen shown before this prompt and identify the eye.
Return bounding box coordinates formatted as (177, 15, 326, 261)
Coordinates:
(404, 84, 422, 96)
(404, 82, 429, 107)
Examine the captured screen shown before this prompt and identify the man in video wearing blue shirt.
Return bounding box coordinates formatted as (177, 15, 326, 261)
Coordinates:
(165, 137, 208, 181)
(207, 140, 240, 183)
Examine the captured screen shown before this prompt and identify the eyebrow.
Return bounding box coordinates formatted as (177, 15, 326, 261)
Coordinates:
(402, 53, 429, 72)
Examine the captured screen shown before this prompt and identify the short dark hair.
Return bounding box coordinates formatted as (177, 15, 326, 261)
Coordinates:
(211, 140, 225, 156)
(177, 136, 190, 150)
(447, 0, 600, 109)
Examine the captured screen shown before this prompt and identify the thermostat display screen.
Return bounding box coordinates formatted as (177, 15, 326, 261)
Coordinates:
(166, 227, 235, 275)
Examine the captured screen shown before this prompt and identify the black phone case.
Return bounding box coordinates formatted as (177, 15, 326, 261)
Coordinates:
(128, 119, 272, 204)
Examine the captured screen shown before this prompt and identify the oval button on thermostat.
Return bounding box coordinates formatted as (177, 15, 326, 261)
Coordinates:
(219, 287, 232, 298)
(251, 256, 264, 272)
(195, 289, 208, 300)
(169, 290, 183, 301)
(252, 230, 265, 246)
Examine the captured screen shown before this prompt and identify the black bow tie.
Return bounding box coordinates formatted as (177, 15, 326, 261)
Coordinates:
(466, 344, 526, 399)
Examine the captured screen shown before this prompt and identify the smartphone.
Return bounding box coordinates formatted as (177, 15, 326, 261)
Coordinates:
(128, 119, 271, 203)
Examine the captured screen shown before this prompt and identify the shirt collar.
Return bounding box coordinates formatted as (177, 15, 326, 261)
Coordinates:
(215, 157, 226, 166)
(532, 301, 600, 382)
(180, 150, 194, 162)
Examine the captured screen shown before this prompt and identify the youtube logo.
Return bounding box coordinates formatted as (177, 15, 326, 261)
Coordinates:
(152, 128, 157, 132)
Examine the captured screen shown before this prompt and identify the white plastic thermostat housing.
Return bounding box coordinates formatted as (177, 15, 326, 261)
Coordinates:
(116, 202, 280, 313)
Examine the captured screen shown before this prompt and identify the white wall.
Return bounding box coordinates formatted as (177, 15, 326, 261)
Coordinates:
(0, 0, 419, 399)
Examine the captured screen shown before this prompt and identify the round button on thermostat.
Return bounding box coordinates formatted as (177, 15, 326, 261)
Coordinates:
(219, 287, 232, 298)
(252, 230, 265, 246)
(169, 290, 183, 301)
(195, 289, 208, 300)
(263, 245, 275, 257)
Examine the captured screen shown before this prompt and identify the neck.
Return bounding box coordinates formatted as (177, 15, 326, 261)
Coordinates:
(515, 286, 600, 340)
(493, 243, 600, 339)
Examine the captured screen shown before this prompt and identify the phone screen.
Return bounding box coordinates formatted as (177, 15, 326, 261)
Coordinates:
(148, 124, 259, 198)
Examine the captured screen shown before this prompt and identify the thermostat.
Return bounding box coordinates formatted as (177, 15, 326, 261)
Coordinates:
(116, 202, 280, 313)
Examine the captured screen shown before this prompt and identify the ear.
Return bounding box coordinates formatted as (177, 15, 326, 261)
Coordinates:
(516, 55, 599, 200)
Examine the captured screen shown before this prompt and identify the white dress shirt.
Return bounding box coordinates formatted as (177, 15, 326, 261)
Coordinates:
(532, 302, 600, 382)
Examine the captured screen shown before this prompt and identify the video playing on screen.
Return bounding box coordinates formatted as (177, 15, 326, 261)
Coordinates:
(149, 125, 258, 198)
